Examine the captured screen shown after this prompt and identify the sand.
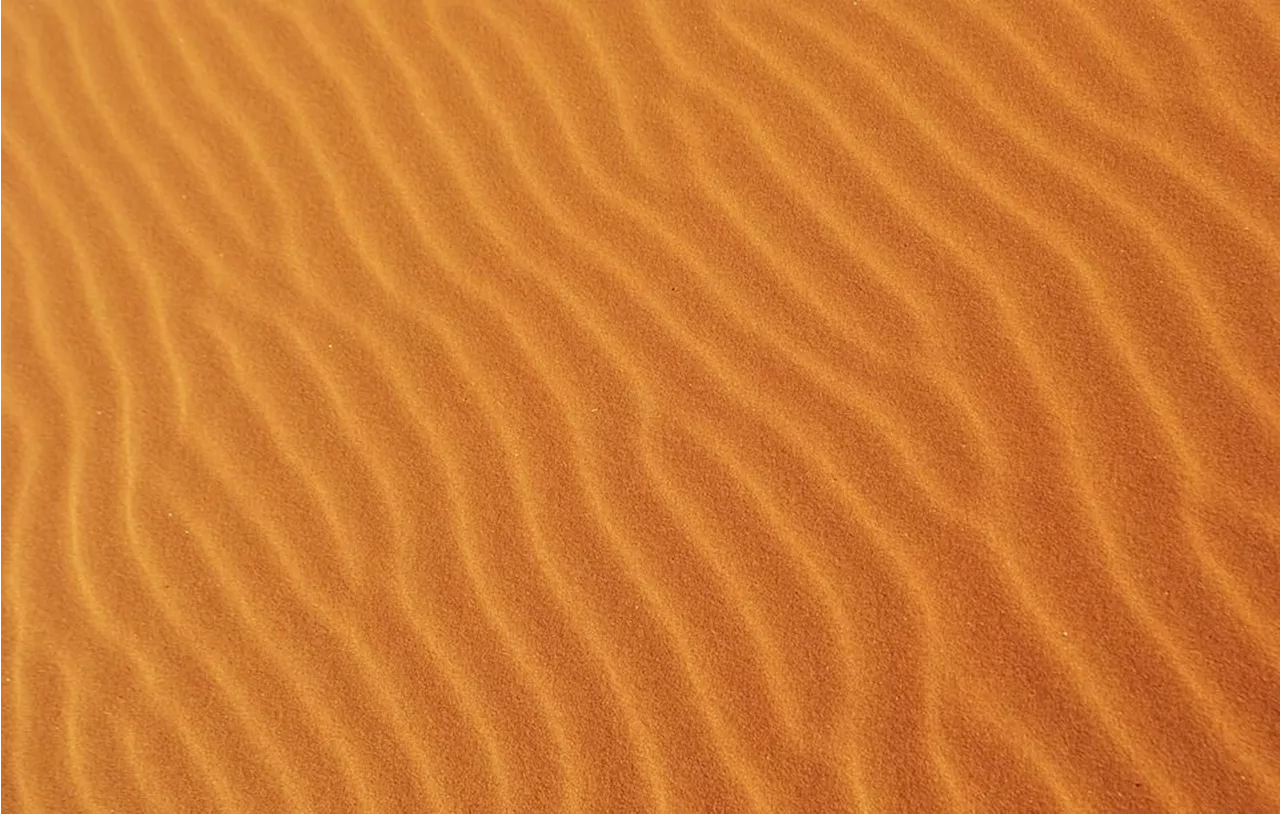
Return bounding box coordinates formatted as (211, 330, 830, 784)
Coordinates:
(3, 0, 1279, 811)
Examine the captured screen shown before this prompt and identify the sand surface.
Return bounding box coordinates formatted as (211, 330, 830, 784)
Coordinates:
(4, 0, 1280, 811)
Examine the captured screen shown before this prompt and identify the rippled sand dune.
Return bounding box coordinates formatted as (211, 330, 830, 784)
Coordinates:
(4, 0, 1279, 811)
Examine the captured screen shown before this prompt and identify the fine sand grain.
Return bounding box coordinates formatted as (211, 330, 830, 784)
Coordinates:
(4, 0, 1280, 811)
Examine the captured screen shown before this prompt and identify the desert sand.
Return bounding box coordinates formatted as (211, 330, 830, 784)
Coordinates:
(3, 0, 1279, 811)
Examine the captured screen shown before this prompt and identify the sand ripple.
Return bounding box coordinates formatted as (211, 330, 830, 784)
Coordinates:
(4, 0, 1279, 811)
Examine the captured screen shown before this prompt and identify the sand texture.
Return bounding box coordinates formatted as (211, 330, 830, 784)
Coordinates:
(4, 0, 1280, 811)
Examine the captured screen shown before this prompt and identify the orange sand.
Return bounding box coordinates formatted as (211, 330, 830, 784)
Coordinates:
(4, 0, 1280, 811)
